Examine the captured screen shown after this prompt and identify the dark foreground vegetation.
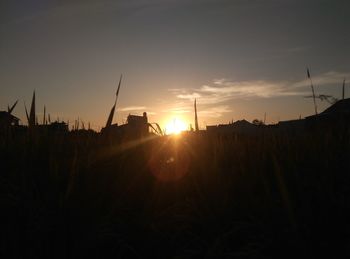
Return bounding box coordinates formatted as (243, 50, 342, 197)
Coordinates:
(1, 126, 350, 258)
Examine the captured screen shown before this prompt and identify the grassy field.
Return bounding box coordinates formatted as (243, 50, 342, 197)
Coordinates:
(1, 126, 350, 258)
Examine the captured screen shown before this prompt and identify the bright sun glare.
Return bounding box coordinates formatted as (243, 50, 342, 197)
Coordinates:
(165, 118, 187, 135)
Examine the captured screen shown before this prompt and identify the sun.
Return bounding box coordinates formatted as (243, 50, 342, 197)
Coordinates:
(165, 118, 187, 135)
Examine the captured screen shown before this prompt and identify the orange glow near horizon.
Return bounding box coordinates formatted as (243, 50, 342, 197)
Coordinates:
(164, 118, 188, 135)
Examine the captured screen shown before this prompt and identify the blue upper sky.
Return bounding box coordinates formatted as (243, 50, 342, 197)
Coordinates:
(1, 0, 349, 129)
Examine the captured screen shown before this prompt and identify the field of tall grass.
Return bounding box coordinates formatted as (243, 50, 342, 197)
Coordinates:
(1, 125, 350, 258)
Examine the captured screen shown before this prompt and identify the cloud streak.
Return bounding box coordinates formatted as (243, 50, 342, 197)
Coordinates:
(198, 105, 232, 118)
(162, 103, 232, 119)
(168, 71, 349, 119)
(172, 71, 350, 105)
(120, 106, 147, 111)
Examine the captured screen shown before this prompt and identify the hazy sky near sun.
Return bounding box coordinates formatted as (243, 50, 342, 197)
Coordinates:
(1, 0, 349, 130)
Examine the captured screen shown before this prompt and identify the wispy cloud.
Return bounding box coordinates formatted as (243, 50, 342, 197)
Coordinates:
(120, 106, 147, 111)
(168, 71, 349, 118)
(291, 71, 350, 88)
(174, 80, 300, 105)
(161, 100, 232, 118)
(176, 93, 201, 99)
(162, 106, 192, 114)
(146, 111, 157, 115)
(198, 105, 232, 118)
(172, 71, 350, 105)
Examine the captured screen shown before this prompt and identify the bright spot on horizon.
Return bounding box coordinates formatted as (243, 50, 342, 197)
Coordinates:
(165, 118, 187, 135)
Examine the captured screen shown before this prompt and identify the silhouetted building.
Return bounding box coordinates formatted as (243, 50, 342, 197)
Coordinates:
(306, 98, 350, 120)
(277, 98, 350, 133)
(206, 119, 263, 135)
(122, 112, 149, 138)
(101, 112, 151, 139)
(0, 111, 20, 128)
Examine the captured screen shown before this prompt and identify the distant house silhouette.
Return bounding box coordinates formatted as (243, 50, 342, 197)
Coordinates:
(118, 112, 149, 138)
(306, 98, 350, 119)
(206, 119, 262, 135)
(207, 98, 350, 135)
(0, 100, 21, 133)
(101, 112, 160, 139)
(278, 98, 350, 133)
(0, 111, 20, 128)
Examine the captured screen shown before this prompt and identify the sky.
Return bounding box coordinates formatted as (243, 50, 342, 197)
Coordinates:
(1, 0, 349, 130)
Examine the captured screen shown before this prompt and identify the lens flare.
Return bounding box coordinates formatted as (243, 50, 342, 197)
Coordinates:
(148, 137, 190, 182)
(165, 118, 187, 135)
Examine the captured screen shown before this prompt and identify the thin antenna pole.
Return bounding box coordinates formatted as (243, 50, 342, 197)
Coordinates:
(342, 78, 346, 100)
(307, 68, 317, 115)
(194, 98, 199, 131)
(263, 112, 266, 124)
(43, 106, 46, 125)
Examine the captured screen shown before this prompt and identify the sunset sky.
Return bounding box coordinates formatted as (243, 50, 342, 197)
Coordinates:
(1, 0, 349, 130)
